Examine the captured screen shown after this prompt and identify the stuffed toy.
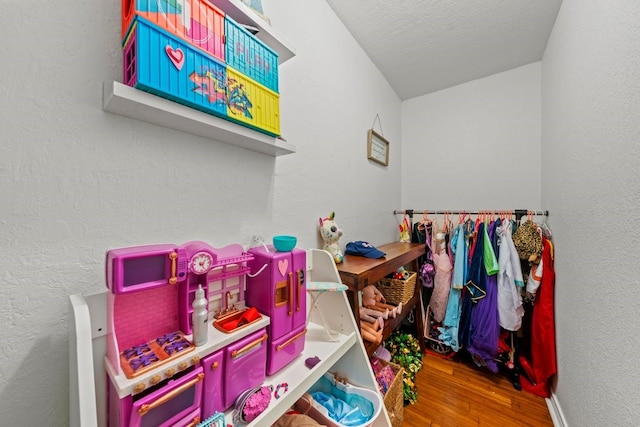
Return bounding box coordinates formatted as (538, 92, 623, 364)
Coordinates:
(362, 285, 402, 318)
(319, 212, 344, 264)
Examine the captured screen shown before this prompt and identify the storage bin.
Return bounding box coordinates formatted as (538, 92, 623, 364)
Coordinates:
(225, 15, 279, 92)
(372, 358, 404, 427)
(123, 17, 229, 121)
(293, 372, 383, 427)
(122, 0, 225, 62)
(225, 66, 280, 136)
(375, 272, 417, 305)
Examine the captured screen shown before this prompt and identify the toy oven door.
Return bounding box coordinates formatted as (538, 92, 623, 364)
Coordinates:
(129, 366, 204, 427)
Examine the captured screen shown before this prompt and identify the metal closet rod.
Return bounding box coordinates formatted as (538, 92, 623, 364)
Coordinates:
(394, 209, 549, 218)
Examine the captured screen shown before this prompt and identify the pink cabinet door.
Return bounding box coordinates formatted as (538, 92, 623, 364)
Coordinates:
(223, 328, 268, 409)
(267, 324, 306, 376)
(201, 350, 224, 420)
(129, 366, 204, 427)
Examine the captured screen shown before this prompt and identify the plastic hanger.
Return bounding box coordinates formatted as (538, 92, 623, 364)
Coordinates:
(418, 211, 431, 231)
(458, 211, 467, 225)
(540, 212, 553, 239)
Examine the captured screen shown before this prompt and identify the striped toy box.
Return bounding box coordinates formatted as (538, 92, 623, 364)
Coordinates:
(225, 66, 280, 136)
(122, 0, 225, 62)
(225, 15, 279, 93)
(123, 17, 229, 121)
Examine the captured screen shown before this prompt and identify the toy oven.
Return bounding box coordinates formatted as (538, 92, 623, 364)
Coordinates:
(108, 366, 204, 427)
(106, 244, 188, 294)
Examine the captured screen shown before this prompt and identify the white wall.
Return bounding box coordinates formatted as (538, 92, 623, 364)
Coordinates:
(0, 0, 400, 424)
(401, 62, 542, 211)
(542, 0, 640, 425)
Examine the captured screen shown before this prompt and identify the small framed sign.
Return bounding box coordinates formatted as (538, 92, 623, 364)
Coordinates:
(367, 129, 390, 166)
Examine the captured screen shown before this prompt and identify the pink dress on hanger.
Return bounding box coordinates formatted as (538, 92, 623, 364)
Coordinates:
(430, 233, 453, 323)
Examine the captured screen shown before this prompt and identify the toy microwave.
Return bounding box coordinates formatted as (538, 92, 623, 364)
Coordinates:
(106, 244, 188, 294)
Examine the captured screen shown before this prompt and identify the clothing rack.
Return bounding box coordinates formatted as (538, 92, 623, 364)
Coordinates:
(394, 209, 549, 221)
(396, 207, 552, 392)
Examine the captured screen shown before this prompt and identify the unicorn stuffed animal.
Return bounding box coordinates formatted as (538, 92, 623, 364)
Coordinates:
(319, 212, 344, 264)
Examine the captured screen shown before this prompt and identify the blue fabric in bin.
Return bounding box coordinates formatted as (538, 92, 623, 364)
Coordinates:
(311, 392, 371, 426)
(309, 374, 374, 426)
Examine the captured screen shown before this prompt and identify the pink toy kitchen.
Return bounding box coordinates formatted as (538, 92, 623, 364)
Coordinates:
(69, 239, 388, 426)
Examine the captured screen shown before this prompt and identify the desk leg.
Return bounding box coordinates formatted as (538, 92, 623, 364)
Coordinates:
(346, 289, 361, 333)
(411, 258, 426, 353)
(414, 286, 426, 352)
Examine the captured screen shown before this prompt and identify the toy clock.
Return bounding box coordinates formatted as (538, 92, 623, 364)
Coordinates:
(183, 241, 218, 275)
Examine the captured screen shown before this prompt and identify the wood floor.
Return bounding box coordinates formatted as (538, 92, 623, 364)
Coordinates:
(402, 352, 553, 426)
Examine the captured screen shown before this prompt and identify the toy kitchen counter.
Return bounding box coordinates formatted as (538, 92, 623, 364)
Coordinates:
(106, 316, 269, 397)
(70, 247, 390, 427)
(103, 240, 280, 426)
(336, 242, 426, 356)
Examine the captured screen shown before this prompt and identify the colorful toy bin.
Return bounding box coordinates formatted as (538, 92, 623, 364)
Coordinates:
(226, 66, 280, 136)
(225, 15, 279, 93)
(122, 0, 225, 62)
(123, 17, 281, 136)
(124, 17, 229, 121)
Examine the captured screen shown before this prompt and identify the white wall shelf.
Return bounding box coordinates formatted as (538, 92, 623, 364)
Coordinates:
(103, 81, 296, 157)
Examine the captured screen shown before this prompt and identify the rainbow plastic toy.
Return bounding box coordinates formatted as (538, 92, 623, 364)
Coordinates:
(124, 17, 229, 121)
(225, 66, 280, 136)
(225, 15, 279, 93)
(122, 0, 225, 62)
(124, 17, 281, 136)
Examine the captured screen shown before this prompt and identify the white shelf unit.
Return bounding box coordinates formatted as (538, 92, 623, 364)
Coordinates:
(69, 249, 391, 427)
(103, 82, 296, 157)
(103, 0, 297, 157)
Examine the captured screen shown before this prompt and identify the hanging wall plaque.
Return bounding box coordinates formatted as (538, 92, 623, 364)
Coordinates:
(367, 129, 390, 166)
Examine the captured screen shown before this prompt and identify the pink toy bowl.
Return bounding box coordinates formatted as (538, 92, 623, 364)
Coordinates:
(273, 235, 297, 252)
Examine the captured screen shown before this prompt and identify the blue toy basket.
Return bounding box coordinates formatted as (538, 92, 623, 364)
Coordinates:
(294, 372, 383, 427)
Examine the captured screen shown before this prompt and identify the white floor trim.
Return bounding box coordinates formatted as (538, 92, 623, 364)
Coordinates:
(546, 392, 568, 427)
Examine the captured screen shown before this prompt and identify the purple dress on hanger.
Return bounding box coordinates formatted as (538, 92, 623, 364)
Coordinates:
(458, 221, 486, 349)
(467, 220, 501, 373)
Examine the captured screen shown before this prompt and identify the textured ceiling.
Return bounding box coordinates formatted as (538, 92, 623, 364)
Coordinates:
(325, 0, 562, 100)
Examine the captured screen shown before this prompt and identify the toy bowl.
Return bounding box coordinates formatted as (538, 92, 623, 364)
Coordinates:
(273, 235, 297, 252)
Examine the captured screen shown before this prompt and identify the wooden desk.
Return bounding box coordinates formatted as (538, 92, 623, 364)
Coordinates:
(336, 242, 425, 356)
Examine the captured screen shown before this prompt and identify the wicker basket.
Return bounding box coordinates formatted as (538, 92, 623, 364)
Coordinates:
(377, 358, 404, 427)
(375, 272, 416, 305)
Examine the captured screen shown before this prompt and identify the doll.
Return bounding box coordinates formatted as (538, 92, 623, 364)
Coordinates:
(360, 321, 383, 344)
(362, 285, 403, 317)
(361, 305, 389, 320)
(359, 307, 385, 329)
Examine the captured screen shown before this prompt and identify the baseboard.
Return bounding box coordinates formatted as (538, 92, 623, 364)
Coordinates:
(546, 392, 568, 427)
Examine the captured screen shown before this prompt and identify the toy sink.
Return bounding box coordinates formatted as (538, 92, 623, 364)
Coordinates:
(213, 307, 262, 333)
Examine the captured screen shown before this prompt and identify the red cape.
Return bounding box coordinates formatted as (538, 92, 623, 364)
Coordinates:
(519, 237, 557, 397)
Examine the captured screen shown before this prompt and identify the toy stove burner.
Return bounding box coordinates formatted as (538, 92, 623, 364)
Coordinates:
(119, 331, 196, 379)
(123, 343, 152, 360)
(156, 332, 183, 346)
(129, 353, 160, 372)
(163, 338, 191, 355)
